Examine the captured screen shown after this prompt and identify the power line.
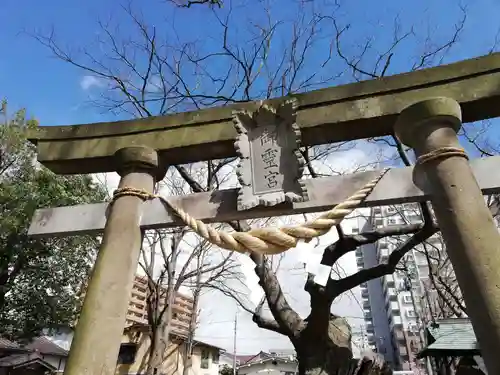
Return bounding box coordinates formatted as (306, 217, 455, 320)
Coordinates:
(196, 335, 288, 340)
(232, 313, 237, 375)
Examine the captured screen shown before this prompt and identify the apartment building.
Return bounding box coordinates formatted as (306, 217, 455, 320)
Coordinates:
(126, 274, 195, 336)
(354, 204, 443, 373)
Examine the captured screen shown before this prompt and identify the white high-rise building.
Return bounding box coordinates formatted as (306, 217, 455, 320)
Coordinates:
(353, 204, 445, 372)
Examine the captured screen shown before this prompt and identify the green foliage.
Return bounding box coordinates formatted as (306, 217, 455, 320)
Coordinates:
(219, 364, 234, 375)
(0, 103, 107, 340)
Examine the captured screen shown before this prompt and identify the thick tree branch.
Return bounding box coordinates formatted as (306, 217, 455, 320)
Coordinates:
(254, 257, 304, 336)
(331, 224, 438, 296)
(252, 313, 286, 334)
(304, 223, 424, 311)
(251, 297, 288, 335)
(322, 223, 425, 268)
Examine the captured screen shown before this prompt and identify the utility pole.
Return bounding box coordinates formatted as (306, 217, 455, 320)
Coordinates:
(232, 312, 238, 375)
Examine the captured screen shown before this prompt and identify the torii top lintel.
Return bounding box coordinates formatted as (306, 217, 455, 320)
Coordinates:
(29, 52, 500, 175)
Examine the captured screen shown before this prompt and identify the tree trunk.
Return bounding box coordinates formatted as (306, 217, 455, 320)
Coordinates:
(146, 323, 169, 375)
(294, 316, 392, 375)
(145, 248, 178, 375)
(297, 353, 392, 375)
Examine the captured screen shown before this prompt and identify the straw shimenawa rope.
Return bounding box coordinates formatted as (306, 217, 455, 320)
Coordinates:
(415, 146, 468, 166)
(112, 169, 389, 255)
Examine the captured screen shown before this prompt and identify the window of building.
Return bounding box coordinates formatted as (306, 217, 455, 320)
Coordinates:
(414, 252, 427, 263)
(117, 343, 137, 365)
(403, 203, 417, 211)
(284, 372, 295, 375)
(200, 350, 210, 369)
(418, 265, 430, 277)
(406, 309, 417, 318)
(212, 352, 219, 364)
(408, 214, 421, 224)
(402, 295, 413, 304)
(408, 324, 419, 333)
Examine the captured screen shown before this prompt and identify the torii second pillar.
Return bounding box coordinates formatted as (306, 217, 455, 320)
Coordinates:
(395, 97, 500, 375)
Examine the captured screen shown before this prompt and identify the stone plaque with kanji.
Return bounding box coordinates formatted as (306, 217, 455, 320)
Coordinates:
(233, 99, 308, 210)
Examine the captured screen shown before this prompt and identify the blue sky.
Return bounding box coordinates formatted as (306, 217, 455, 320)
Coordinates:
(3, 0, 500, 353)
(2, 0, 500, 128)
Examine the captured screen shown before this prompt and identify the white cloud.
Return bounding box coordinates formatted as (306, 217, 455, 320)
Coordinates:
(311, 139, 391, 177)
(80, 75, 106, 91)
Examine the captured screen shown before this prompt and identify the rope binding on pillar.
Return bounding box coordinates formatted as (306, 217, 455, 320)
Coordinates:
(416, 146, 468, 166)
(110, 168, 390, 255)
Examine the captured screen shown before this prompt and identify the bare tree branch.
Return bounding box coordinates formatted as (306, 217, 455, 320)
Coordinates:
(169, 0, 223, 9)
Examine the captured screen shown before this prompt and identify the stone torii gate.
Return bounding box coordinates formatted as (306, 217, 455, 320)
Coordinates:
(28, 52, 500, 375)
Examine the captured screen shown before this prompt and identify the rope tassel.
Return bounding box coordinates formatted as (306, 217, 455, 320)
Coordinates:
(112, 169, 389, 255)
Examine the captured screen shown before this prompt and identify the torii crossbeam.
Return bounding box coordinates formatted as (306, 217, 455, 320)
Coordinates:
(28, 156, 500, 238)
(28, 53, 500, 375)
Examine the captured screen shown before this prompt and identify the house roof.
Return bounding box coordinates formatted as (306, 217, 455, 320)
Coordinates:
(122, 323, 225, 352)
(0, 336, 68, 356)
(123, 321, 191, 338)
(220, 352, 260, 365)
(268, 349, 296, 358)
(0, 338, 20, 350)
(123, 322, 190, 338)
(233, 351, 296, 368)
(0, 352, 57, 370)
(192, 339, 225, 352)
(238, 356, 297, 369)
(237, 354, 261, 364)
(26, 336, 68, 356)
(224, 350, 297, 368)
(418, 318, 481, 358)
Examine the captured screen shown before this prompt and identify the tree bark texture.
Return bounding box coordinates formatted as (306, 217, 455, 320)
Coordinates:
(293, 316, 392, 375)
